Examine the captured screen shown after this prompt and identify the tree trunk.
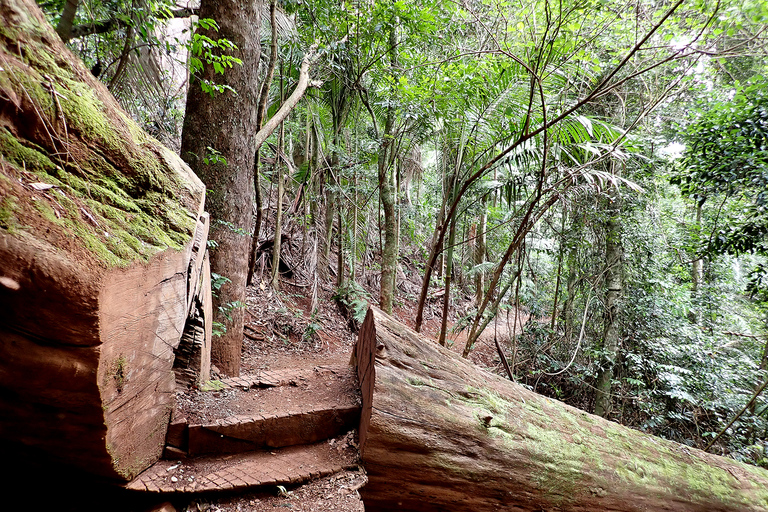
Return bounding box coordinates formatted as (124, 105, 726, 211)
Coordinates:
(55, 0, 79, 41)
(691, 200, 704, 295)
(180, 0, 261, 376)
(562, 243, 579, 342)
(689, 199, 704, 324)
(247, 0, 278, 287)
(337, 206, 344, 288)
(437, 217, 457, 347)
(377, 19, 399, 314)
(594, 193, 623, 418)
(378, 113, 397, 313)
(354, 307, 768, 512)
(271, 122, 285, 290)
(475, 195, 487, 308)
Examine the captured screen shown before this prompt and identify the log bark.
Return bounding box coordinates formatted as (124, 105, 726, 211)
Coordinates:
(0, 0, 209, 481)
(354, 307, 768, 512)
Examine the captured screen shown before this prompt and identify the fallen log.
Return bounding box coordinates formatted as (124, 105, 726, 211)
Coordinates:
(0, 0, 210, 481)
(354, 307, 768, 512)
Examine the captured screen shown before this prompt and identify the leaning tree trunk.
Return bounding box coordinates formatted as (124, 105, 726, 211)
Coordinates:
(180, 0, 261, 376)
(354, 307, 768, 512)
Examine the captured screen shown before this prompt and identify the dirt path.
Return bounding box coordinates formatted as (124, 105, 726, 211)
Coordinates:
(172, 282, 363, 512)
(171, 281, 528, 512)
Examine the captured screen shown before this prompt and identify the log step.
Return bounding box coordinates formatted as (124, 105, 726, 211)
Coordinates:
(126, 436, 359, 493)
(184, 404, 360, 456)
(167, 365, 361, 456)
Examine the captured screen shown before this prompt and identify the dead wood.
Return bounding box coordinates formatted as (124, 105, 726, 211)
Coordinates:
(354, 306, 768, 512)
(0, 0, 210, 481)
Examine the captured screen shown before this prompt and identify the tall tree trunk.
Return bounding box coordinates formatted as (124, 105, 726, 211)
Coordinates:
(323, 187, 336, 274)
(271, 64, 286, 291)
(271, 122, 285, 290)
(378, 21, 398, 315)
(437, 217, 457, 347)
(550, 205, 567, 336)
(594, 192, 623, 418)
(691, 200, 704, 294)
(351, 167, 358, 282)
(180, 0, 261, 377)
(562, 243, 579, 342)
(337, 206, 344, 288)
(689, 199, 705, 324)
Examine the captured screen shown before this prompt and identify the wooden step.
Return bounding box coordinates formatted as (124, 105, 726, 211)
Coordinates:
(126, 435, 359, 493)
(166, 365, 361, 457)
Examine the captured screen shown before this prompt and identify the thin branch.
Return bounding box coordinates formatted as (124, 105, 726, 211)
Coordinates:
(704, 376, 768, 452)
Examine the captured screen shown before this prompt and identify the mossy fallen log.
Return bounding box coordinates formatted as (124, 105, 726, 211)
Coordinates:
(354, 306, 768, 512)
(0, 0, 210, 481)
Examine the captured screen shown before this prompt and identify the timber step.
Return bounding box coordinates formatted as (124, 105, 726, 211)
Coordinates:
(165, 364, 361, 457)
(126, 435, 359, 493)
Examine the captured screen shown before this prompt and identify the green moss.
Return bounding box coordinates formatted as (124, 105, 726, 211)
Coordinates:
(0, 128, 58, 174)
(406, 376, 430, 387)
(453, 386, 768, 508)
(200, 380, 226, 392)
(107, 355, 127, 393)
(0, 50, 198, 266)
(0, 5, 52, 46)
(0, 196, 20, 232)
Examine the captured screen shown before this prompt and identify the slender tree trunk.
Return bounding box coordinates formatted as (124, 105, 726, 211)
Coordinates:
(271, 123, 285, 290)
(475, 195, 487, 308)
(751, 333, 768, 415)
(550, 205, 567, 336)
(691, 200, 704, 294)
(323, 187, 336, 272)
(107, 14, 135, 91)
(337, 206, 344, 288)
(437, 217, 457, 347)
(180, 0, 261, 377)
(247, 0, 277, 286)
(378, 21, 398, 315)
(271, 63, 286, 290)
(562, 244, 579, 342)
(689, 199, 704, 324)
(463, 193, 559, 356)
(594, 192, 623, 418)
(351, 168, 358, 282)
(433, 186, 447, 281)
(55, 0, 79, 41)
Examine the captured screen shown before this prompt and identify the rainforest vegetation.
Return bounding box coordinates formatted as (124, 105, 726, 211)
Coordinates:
(37, 0, 768, 468)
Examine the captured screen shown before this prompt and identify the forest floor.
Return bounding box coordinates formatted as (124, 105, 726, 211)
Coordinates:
(174, 268, 526, 512)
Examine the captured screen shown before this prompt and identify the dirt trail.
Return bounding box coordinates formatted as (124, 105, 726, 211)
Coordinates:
(171, 281, 528, 512)
(169, 282, 364, 512)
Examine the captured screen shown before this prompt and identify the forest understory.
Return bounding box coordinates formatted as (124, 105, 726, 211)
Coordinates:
(10, 0, 768, 508)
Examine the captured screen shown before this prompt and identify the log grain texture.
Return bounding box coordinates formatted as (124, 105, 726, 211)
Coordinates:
(355, 306, 768, 512)
(0, 0, 209, 481)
